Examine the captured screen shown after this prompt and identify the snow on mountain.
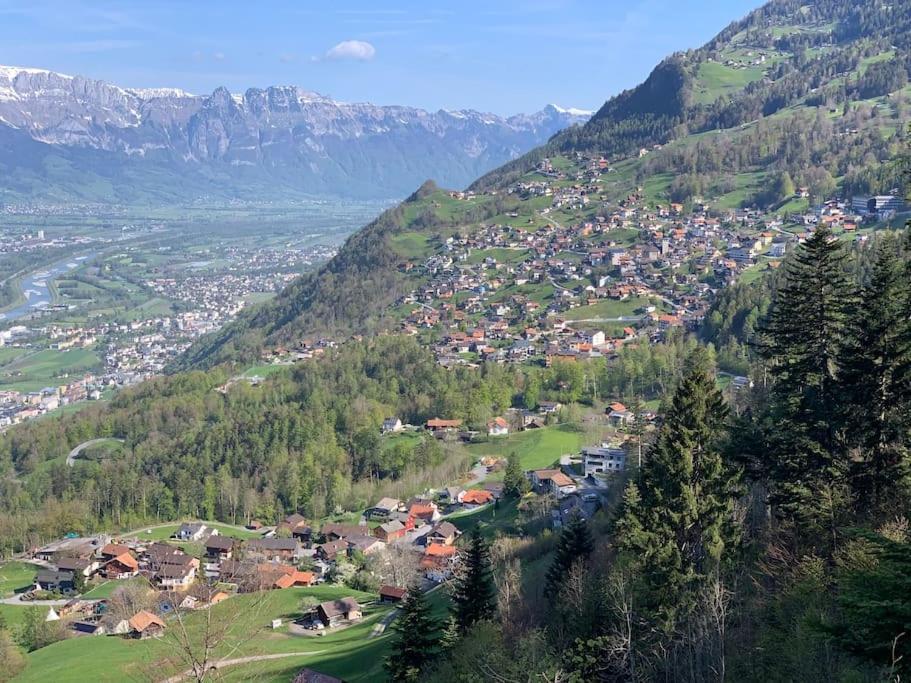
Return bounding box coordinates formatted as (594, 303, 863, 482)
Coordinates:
(0, 64, 590, 200)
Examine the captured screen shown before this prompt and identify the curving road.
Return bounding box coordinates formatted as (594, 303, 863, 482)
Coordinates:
(66, 437, 125, 467)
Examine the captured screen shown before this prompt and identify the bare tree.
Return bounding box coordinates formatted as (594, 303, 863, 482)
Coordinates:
(145, 581, 277, 682)
(371, 544, 421, 587)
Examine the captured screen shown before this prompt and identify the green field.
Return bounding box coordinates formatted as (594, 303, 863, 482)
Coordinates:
(122, 521, 262, 542)
(465, 424, 584, 472)
(560, 296, 662, 321)
(17, 586, 389, 683)
(693, 61, 766, 104)
(0, 346, 101, 392)
(389, 231, 433, 260)
(0, 561, 36, 597)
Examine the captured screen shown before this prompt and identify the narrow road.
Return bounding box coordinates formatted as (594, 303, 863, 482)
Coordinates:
(66, 437, 125, 466)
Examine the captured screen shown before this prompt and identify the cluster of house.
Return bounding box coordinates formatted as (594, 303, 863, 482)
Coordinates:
(0, 375, 103, 429)
(382, 149, 896, 369)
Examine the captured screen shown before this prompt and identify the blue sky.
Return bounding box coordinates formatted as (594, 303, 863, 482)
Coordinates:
(0, 0, 761, 115)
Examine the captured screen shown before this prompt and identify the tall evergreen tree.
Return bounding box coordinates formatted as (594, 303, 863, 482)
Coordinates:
(757, 225, 854, 526)
(450, 527, 495, 633)
(384, 586, 440, 682)
(839, 235, 911, 513)
(544, 510, 595, 597)
(617, 347, 739, 631)
(503, 450, 530, 498)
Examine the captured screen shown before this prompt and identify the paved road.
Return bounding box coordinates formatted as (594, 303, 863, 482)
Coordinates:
(66, 437, 125, 467)
(0, 593, 101, 606)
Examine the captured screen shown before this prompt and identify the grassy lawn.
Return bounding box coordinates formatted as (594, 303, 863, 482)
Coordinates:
(241, 363, 292, 379)
(0, 346, 101, 392)
(18, 586, 385, 683)
(0, 561, 36, 597)
(561, 296, 662, 321)
(464, 424, 584, 471)
(81, 577, 149, 599)
(389, 231, 433, 260)
(464, 247, 530, 265)
(449, 497, 522, 539)
(123, 521, 262, 542)
(693, 61, 765, 104)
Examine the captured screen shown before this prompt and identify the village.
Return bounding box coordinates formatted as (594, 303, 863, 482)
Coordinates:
(383, 153, 904, 368)
(2, 404, 635, 652)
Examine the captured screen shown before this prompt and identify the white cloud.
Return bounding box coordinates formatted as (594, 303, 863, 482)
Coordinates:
(324, 40, 376, 62)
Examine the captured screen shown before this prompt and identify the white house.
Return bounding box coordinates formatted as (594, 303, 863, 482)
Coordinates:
(583, 444, 627, 476)
(487, 416, 509, 437)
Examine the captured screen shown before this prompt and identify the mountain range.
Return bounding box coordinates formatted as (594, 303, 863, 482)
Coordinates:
(0, 65, 590, 203)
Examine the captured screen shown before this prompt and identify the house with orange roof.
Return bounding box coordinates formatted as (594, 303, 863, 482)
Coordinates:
(459, 489, 494, 506)
(128, 610, 165, 639)
(531, 469, 578, 497)
(104, 552, 139, 579)
(487, 416, 509, 437)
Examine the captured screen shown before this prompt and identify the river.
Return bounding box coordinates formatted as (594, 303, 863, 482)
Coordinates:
(0, 253, 95, 323)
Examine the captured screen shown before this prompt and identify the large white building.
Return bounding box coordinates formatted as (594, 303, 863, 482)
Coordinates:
(582, 444, 627, 477)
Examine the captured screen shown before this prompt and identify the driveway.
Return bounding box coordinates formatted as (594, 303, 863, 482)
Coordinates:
(66, 437, 125, 466)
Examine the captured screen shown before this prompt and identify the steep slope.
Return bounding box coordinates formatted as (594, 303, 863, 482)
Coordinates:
(0, 66, 589, 202)
(178, 0, 911, 369)
(471, 0, 911, 191)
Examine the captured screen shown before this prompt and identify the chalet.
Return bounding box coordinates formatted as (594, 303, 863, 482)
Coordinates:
(244, 537, 299, 562)
(278, 513, 309, 535)
(36, 568, 74, 592)
(205, 535, 236, 560)
(128, 610, 166, 639)
(374, 519, 408, 543)
(538, 401, 563, 415)
(156, 561, 197, 590)
(274, 570, 317, 589)
(425, 418, 463, 431)
(426, 521, 459, 546)
(379, 585, 407, 603)
(316, 597, 362, 627)
(174, 523, 211, 542)
(346, 535, 386, 556)
(104, 552, 139, 579)
(531, 469, 577, 497)
(487, 416, 509, 437)
(321, 523, 365, 542)
(56, 555, 98, 578)
(606, 402, 634, 426)
(460, 489, 494, 506)
(145, 543, 185, 570)
(315, 540, 348, 562)
(408, 501, 440, 525)
(382, 417, 404, 434)
(366, 497, 401, 521)
(99, 543, 131, 562)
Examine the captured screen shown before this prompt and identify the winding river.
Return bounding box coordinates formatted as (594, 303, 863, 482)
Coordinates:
(0, 253, 94, 323)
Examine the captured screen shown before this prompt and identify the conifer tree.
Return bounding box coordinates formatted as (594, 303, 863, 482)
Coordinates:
(450, 527, 495, 632)
(544, 510, 594, 597)
(757, 225, 854, 525)
(839, 235, 911, 513)
(503, 450, 530, 498)
(384, 586, 440, 682)
(617, 347, 739, 631)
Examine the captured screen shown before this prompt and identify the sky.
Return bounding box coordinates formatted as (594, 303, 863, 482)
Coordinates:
(0, 0, 762, 116)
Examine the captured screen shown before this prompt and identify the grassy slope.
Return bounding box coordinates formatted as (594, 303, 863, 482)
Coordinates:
(464, 424, 584, 472)
(17, 586, 384, 683)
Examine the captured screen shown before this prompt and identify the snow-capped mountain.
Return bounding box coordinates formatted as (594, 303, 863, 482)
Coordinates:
(0, 65, 590, 202)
